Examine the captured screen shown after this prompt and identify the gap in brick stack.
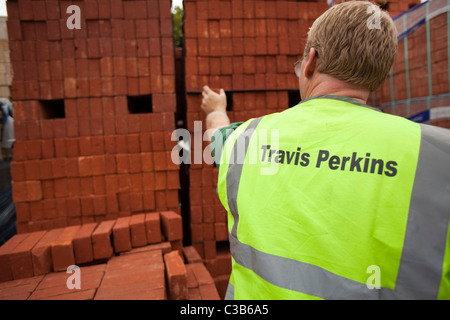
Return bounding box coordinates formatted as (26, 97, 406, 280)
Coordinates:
(174, 28, 192, 249)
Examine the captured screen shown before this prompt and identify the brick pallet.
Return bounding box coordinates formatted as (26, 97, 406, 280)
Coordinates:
(374, 12, 450, 129)
(182, 0, 329, 296)
(7, 0, 180, 234)
(0, 211, 220, 300)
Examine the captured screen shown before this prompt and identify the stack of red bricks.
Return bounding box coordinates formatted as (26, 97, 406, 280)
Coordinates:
(0, 211, 220, 300)
(374, 9, 450, 129)
(182, 0, 328, 296)
(7, 0, 180, 232)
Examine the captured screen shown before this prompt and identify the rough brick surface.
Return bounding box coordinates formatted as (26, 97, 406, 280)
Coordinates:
(120, 241, 172, 256)
(51, 225, 81, 272)
(112, 217, 132, 253)
(73, 223, 98, 264)
(145, 212, 162, 244)
(130, 213, 147, 247)
(160, 211, 183, 241)
(31, 228, 65, 276)
(188, 262, 215, 286)
(29, 264, 105, 300)
(0, 234, 30, 282)
(92, 220, 115, 260)
(0, 276, 43, 300)
(183, 246, 203, 264)
(10, 231, 47, 280)
(95, 250, 166, 300)
(164, 250, 188, 300)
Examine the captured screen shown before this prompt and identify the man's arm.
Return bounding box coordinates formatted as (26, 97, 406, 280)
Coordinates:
(201, 85, 230, 141)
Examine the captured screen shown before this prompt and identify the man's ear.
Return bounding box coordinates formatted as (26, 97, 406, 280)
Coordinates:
(304, 47, 318, 78)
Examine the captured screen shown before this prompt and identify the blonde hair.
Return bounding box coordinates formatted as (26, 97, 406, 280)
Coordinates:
(304, 1, 398, 91)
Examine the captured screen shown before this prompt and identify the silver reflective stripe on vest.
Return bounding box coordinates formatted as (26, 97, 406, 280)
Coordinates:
(226, 117, 264, 240)
(395, 124, 450, 299)
(225, 283, 234, 300)
(226, 122, 450, 300)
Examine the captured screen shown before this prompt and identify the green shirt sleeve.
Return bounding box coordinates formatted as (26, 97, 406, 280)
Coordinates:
(211, 122, 244, 169)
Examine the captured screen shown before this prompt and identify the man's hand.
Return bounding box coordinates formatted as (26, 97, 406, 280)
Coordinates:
(200, 86, 230, 141)
(201, 86, 227, 115)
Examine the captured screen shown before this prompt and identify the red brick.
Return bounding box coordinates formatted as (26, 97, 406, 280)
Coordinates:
(53, 178, 69, 198)
(155, 190, 166, 210)
(94, 277, 165, 300)
(167, 171, 180, 190)
(92, 220, 116, 260)
(186, 263, 199, 289)
(90, 136, 105, 155)
(113, 216, 132, 253)
(188, 287, 202, 300)
(28, 201, 43, 221)
(66, 198, 81, 218)
(140, 153, 154, 172)
(49, 158, 65, 179)
(10, 231, 47, 280)
(80, 196, 94, 216)
(129, 213, 147, 248)
(143, 191, 156, 211)
(116, 154, 130, 174)
(15, 202, 30, 223)
(188, 262, 215, 286)
(164, 250, 188, 300)
(199, 283, 221, 300)
(73, 223, 98, 265)
(63, 157, 79, 178)
(40, 180, 54, 200)
(95, 250, 165, 298)
(26, 181, 43, 202)
(140, 133, 152, 152)
(93, 195, 107, 216)
(66, 177, 81, 197)
(214, 223, 228, 241)
(0, 233, 30, 282)
(93, 176, 106, 195)
(26, 140, 42, 160)
(0, 275, 43, 300)
(41, 199, 56, 219)
(85, 0, 99, 19)
(91, 155, 106, 176)
(183, 246, 203, 264)
(104, 154, 117, 174)
(160, 211, 182, 241)
(203, 240, 217, 259)
(143, 212, 161, 244)
(118, 196, 131, 213)
(78, 156, 93, 177)
(120, 242, 171, 257)
(130, 192, 144, 213)
(166, 190, 178, 207)
(31, 287, 97, 301)
(51, 225, 80, 272)
(106, 194, 119, 213)
(105, 175, 119, 195)
(10, 161, 26, 182)
(128, 153, 142, 173)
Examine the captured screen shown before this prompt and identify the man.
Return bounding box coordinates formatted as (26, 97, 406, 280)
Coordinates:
(0, 99, 14, 162)
(201, 1, 450, 299)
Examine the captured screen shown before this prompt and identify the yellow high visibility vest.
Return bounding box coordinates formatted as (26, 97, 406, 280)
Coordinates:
(216, 95, 450, 300)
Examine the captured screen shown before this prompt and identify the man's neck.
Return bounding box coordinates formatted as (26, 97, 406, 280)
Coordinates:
(304, 73, 370, 105)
